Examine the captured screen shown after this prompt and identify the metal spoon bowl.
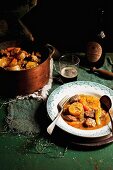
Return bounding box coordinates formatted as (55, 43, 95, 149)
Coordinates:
(100, 95, 113, 135)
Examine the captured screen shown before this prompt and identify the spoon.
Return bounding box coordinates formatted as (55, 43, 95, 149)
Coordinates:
(100, 95, 113, 135)
(90, 67, 113, 79)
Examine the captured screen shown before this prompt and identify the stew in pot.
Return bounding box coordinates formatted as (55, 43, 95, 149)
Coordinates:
(0, 47, 42, 71)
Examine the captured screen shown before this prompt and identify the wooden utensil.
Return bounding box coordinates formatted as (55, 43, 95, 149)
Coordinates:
(90, 67, 113, 79)
(100, 95, 113, 135)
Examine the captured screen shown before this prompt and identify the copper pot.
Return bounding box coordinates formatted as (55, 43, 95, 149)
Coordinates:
(0, 40, 55, 97)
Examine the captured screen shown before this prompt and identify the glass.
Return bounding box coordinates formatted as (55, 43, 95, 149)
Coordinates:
(58, 54, 80, 83)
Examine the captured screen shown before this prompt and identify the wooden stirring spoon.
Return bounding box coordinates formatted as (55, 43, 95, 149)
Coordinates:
(90, 67, 113, 79)
(100, 95, 113, 135)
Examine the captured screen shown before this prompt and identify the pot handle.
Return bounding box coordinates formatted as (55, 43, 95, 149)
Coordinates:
(46, 43, 60, 59)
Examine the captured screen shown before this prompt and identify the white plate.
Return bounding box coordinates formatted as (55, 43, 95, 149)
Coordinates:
(47, 81, 113, 138)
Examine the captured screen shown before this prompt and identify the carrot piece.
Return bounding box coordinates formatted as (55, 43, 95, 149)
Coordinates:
(9, 58, 18, 67)
(83, 105, 89, 111)
(6, 47, 15, 51)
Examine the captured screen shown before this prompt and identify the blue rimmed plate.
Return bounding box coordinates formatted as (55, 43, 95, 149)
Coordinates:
(47, 81, 113, 138)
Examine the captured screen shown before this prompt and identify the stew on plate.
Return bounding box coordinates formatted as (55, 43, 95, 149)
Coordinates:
(61, 94, 110, 130)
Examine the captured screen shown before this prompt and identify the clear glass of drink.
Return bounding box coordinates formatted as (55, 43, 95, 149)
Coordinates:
(59, 53, 80, 83)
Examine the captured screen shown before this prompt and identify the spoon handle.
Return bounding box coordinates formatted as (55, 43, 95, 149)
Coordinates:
(91, 67, 113, 78)
(108, 112, 113, 135)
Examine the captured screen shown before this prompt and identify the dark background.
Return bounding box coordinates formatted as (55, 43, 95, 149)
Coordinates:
(4, 0, 113, 53)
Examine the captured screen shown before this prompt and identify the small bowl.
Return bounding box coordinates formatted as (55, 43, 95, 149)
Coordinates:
(0, 40, 55, 97)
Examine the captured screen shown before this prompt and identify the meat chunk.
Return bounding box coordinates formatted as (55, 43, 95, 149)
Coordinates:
(62, 114, 78, 122)
(68, 95, 80, 104)
(84, 118, 96, 127)
(84, 110, 95, 118)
